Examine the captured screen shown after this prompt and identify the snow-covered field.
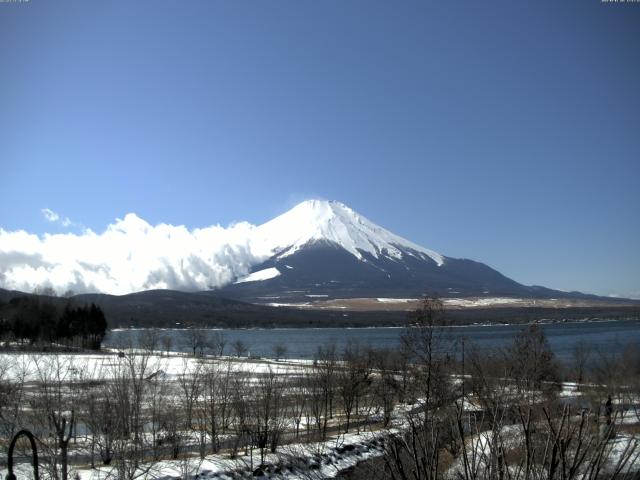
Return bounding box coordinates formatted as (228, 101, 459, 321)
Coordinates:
(2, 349, 639, 479)
(0, 351, 311, 382)
(442, 297, 525, 307)
(0, 349, 395, 480)
(376, 298, 418, 303)
(0, 350, 393, 479)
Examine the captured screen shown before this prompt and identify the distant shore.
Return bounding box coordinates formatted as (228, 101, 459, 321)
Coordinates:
(106, 304, 640, 329)
(110, 316, 640, 332)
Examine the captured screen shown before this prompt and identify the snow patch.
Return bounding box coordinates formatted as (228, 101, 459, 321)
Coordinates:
(377, 298, 419, 303)
(443, 297, 524, 307)
(234, 267, 280, 284)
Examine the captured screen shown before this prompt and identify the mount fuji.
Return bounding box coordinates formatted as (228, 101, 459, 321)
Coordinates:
(3, 199, 632, 329)
(217, 200, 585, 302)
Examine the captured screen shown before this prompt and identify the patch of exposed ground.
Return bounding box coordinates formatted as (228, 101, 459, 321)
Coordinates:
(261, 297, 639, 312)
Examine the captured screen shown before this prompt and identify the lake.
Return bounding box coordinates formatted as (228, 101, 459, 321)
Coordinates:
(104, 319, 640, 363)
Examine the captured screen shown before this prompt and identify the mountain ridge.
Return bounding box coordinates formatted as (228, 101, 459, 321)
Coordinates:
(216, 200, 602, 302)
(1, 287, 638, 330)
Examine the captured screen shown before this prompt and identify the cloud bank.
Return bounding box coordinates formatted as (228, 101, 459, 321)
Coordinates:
(0, 214, 266, 295)
(609, 290, 640, 301)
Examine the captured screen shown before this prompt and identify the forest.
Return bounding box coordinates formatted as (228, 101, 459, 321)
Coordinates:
(0, 294, 108, 350)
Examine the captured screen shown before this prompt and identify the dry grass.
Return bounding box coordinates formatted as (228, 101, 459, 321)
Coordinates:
(617, 423, 640, 436)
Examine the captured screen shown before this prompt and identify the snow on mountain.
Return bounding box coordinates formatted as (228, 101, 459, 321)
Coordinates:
(218, 199, 552, 301)
(248, 200, 444, 266)
(234, 267, 281, 284)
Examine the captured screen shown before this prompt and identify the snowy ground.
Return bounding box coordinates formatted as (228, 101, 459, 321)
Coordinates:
(0, 351, 312, 382)
(1, 429, 389, 480)
(444, 421, 640, 479)
(2, 351, 640, 479)
(0, 351, 391, 479)
(256, 296, 635, 312)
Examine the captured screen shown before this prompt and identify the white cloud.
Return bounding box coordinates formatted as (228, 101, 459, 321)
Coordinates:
(41, 208, 73, 227)
(0, 213, 268, 295)
(608, 290, 640, 300)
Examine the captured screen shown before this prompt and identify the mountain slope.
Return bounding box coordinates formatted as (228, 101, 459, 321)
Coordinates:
(3, 287, 638, 329)
(218, 200, 595, 302)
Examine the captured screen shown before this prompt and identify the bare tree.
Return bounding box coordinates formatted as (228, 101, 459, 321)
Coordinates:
(158, 393, 183, 460)
(232, 340, 248, 358)
(178, 359, 202, 432)
(210, 331, 226, 357)
(146, 362, 169, 461)
(304, 368, 329, 442)
(384, 297, 454, 480)
(201, 357, 235, 454)
(338, 341, 372, 433)
(273, 343, 287, 361)
(315, 343, 338, 422)
(286, 374, 307, 439)
(508, 324, 560, 402)
(176, 357, 203, 459)
(177, 452, 204, 480)
(161, 335, 173, 356)
(373, 349, 398, 428)
(251, 366, 285, 465)
(186, 328, 204, 357)
(0, 355, 27, 456)
(108, 349, 161, 480)
(79, 383, 99, 468)
(571, 340, 592, 387)
(403, 297, 454, 418)
(91, 386, 118, 465)
(137, 329, 159, 354)
(229, 370, 252, 458)
(31, 355, 80, 480)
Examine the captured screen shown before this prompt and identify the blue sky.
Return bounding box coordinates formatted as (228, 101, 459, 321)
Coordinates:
(0, 0, 639, 297)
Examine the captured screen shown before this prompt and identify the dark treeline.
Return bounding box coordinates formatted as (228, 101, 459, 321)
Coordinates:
(0, 295, 107, 349)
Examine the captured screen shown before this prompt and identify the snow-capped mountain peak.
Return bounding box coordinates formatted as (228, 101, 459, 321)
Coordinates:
(250, 200, 444, 266)
(218, 199, 569, 301)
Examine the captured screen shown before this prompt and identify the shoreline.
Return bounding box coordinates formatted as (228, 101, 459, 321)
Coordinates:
(109, 315, 640, 332)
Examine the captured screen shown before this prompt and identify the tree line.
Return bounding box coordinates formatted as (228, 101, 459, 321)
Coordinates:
(0, 295, 107, 349)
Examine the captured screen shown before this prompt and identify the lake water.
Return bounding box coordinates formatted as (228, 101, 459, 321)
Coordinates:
(104, 319, 640, 363)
